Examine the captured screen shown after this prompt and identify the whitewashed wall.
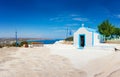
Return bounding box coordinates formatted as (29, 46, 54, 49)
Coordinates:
(86, 32, 92, 46)
(94, 33, 100, 45)
(74, 27, 100, 48)
(74, 32, 78, 48)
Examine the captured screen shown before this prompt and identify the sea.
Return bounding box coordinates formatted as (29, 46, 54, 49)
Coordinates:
(27, 39, 62, 44)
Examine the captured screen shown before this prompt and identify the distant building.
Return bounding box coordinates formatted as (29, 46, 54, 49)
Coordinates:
(74, 24, 104, 48)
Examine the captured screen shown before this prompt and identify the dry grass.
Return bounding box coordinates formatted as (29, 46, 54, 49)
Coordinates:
(106, 40, 120, 44)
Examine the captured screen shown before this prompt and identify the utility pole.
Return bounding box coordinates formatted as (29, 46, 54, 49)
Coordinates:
(66, 26, 68, 38)
(15, 31, 18, 47)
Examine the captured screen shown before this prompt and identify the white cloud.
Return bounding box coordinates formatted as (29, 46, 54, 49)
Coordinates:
(49, 17, 64, 22)
(49, 17, 59, 21)
(49, 14, 89, 22)
(54, 30, 66, 32)
(66, 23, 79, 26)
(116, 14, 120, 18)
(70, 14, 79, 17)
(50, 26, 67, 30)
(72, 17, 88, 21)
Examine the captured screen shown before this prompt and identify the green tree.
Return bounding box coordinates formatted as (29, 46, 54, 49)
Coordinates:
(98, 20, 114, 39)
(114, 27, 120, 38)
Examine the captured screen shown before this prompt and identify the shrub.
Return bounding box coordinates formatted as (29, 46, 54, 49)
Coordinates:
(65, 36, 73, 41)
(0, 45, 3, 48)
(20, 41, 28, 47)
(12, 42, 20, 47)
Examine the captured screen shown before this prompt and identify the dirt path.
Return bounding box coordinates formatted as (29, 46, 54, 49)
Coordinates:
(0, 47, 86, 77)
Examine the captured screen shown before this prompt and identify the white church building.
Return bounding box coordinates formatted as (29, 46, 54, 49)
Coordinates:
(74, 24, 103, 48)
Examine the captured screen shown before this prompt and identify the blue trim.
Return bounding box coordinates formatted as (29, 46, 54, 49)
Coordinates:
(84, 35, 86, 47)
(78, 47, 84, 49)
(77, 27, 98, 33)
(78, 35, 80, 48)
(78, 34, 86, 48)
(92, 32, 94, 46)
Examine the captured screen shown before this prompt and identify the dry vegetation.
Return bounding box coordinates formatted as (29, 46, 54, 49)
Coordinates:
(106, 40, 120, 44)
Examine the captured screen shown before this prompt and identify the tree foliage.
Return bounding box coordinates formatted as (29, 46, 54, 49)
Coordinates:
(98, 20, 114, 37)
(98, 20, 120, 40)
(113, 27, 120, 38)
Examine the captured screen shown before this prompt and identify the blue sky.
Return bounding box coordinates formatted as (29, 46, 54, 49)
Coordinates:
(0, 0, 120, 39)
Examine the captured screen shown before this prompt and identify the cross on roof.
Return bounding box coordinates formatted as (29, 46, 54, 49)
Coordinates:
(82, 24, 84, 27)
